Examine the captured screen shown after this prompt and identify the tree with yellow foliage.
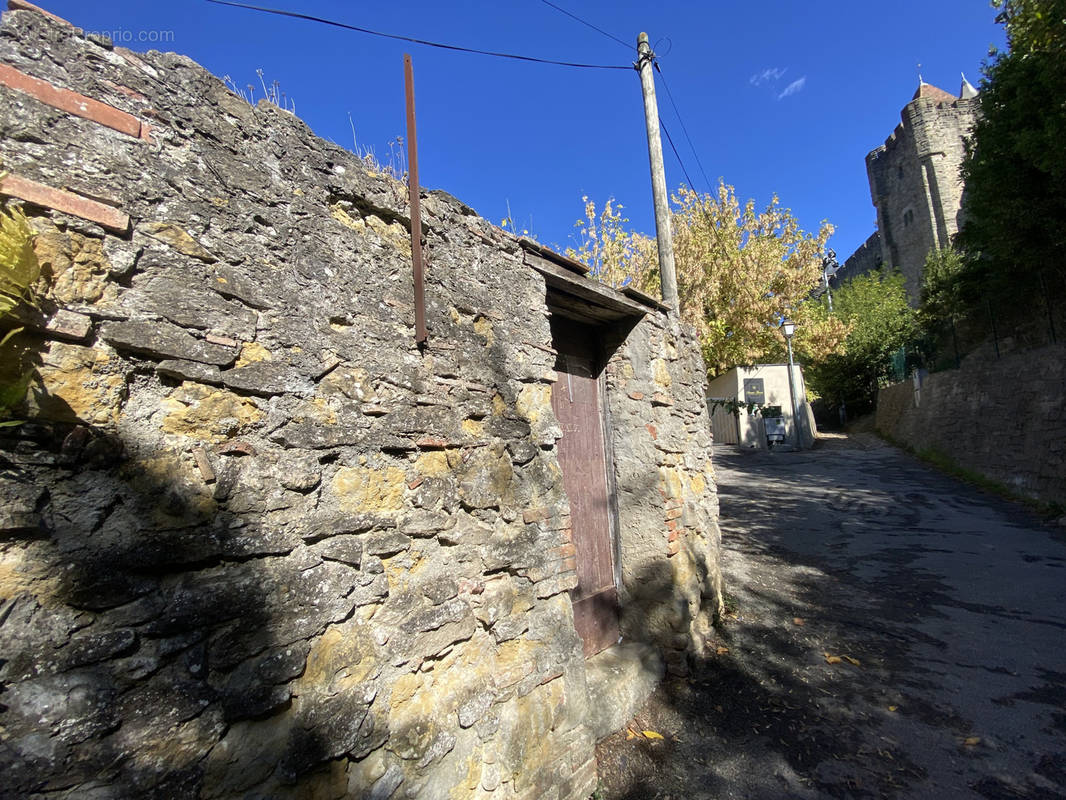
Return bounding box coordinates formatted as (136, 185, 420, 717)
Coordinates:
(568, 182, 848, 377)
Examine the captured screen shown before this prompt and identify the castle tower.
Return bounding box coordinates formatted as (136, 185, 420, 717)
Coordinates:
(861, 79, 978, 303)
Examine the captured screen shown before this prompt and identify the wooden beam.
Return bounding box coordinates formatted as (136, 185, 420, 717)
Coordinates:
(525, 251, 648, 319)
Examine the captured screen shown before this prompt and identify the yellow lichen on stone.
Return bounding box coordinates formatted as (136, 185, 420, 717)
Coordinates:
(161, 387, 263, 442)
(461, 418, 485, 437)
(33, 227, 113, 306)
(235, 341, 272, 367)
(140, 222, 217, 262)
(491, 392, 507, 417)
(0, 547, 63, 605)
(388, 635, 496, 764)
(383, 558, 413, 596)
(365, 215, 412, 258)
(387, 680, 442, 760)
(499, 681, 561, 791)
(515, 384, 552, 425)
(652, 358, 672, 388)
(493, 638, 539, 690)
(414, 450, 458, 477)
(453, 748, 486, 796)
(473, 316, 494, 346)
(332, 466, 406, 513)
(389, 673, 424, 709)
(330, 204, 366, 232)
(34, 342, 125, 425)
(429, 634, 495, 703)
(296, 619, 380, 695)
(687, 471, 707, 497)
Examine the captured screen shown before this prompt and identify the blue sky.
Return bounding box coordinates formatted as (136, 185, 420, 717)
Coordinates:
(40, 0, 1006, 263)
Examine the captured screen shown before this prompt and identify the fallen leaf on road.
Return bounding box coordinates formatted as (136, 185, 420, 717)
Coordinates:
(963, 737, 981, 747)
(716, 646, 729, 655)
(824, 652, 860, 666)
(626, 728, 639, 740)
(888, 705, 898, 712)
(715, 705, 724, 713)
(793, 617, 805, 626)
(642, 730, 665, 740)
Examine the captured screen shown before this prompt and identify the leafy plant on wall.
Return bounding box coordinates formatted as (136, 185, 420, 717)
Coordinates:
(0, 172, 42, 424)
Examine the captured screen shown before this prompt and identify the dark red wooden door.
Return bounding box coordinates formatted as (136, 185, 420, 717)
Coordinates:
(551, 322, 619, 657)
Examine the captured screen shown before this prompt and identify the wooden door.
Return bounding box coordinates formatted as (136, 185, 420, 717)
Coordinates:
(550, 320, 619, 657)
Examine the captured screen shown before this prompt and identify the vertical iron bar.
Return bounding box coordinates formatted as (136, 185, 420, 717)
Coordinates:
(404, 54, 427, 344)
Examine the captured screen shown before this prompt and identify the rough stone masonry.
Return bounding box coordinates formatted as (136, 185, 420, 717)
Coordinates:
(0, 5, 723, 799)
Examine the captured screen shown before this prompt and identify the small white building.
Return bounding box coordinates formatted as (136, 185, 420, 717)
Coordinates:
(707, 364, 816, 449)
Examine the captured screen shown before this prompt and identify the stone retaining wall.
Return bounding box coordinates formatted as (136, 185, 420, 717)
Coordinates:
(876, 344, 1066, 505)
(0, 6, 722, 798)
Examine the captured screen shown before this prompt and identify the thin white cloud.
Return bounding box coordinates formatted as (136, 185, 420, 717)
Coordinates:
(750, 67, 787, 86)
(777, 76, 807, 99)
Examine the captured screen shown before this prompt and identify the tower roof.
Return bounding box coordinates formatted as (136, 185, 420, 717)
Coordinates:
(960, 73, 979, 99)
(911, 81, 957, 104)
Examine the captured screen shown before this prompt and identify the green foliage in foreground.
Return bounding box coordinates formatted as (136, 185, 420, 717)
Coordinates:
(0, 200, 40, 423)
(956, 0, 1066, 308)
(0, 205, 38, 319)
(802, 270, 918, 407)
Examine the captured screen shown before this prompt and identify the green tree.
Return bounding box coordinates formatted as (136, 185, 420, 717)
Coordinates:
(568, 183, 848, 376)
(803, 270, 918, 408)
(920, 247, 969, 324)
(956, 0, 1066, 301)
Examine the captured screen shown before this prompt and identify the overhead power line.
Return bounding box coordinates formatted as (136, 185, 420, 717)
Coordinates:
(659, 118, 695, 193)
(538, 0, 631, 51)
(205, 0, 632, 70)
(655, 62, 712, 193)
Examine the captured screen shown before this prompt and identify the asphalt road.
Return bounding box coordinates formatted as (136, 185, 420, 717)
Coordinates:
(596, 433, 1066, 799)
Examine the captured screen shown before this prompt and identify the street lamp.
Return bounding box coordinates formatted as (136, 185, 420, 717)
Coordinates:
(781, 319, 799, 447)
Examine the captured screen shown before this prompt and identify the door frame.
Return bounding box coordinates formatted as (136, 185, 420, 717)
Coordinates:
(548, 311, 628, 656)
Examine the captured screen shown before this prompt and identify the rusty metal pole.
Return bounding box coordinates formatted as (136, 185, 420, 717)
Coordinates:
(404, 53, 427, 344)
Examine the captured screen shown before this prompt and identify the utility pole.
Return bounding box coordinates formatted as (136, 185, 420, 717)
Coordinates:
(636, 32, 678, 313)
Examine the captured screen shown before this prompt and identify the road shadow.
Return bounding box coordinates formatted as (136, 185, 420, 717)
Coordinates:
(595, 441, 1066, 799)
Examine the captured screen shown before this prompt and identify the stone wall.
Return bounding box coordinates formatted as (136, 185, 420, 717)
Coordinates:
(605, 319, 721, 676)
(876, 344, 1066, 505)
(839, 231, 882, 285)
(864, 86, 976, 303)
(0, 6, 722, 799)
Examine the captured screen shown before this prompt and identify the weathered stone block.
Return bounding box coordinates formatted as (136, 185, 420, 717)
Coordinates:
(100, 320, 238, 365)
(457, 443, 514, 509)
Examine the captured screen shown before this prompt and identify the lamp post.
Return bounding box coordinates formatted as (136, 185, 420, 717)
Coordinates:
(781, 319, 799, 447)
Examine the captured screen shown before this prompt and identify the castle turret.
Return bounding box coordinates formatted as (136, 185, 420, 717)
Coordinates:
(852, 78, 978, 303)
